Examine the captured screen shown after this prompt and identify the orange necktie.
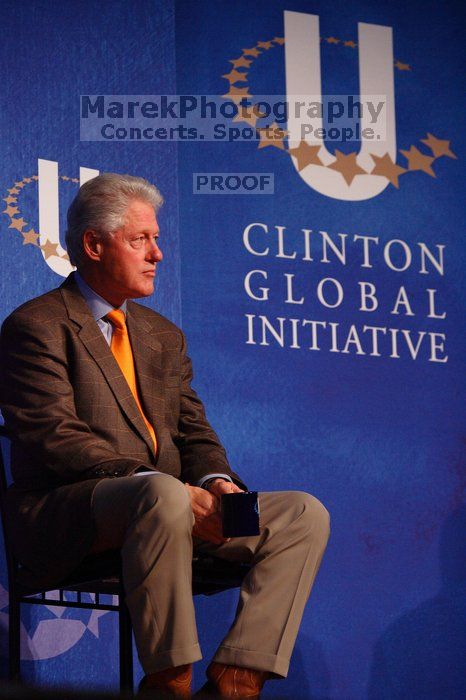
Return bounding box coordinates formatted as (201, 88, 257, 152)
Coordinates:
(106, 309, 157, 452)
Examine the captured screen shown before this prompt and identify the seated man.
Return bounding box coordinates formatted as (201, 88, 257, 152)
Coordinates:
(0, 173, 330, 698)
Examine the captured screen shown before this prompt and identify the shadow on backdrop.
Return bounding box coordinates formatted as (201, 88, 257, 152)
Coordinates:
(368, 504, 466, 699)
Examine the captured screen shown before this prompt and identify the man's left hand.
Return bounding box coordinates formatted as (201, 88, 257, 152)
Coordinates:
(206, 478, 245, 498)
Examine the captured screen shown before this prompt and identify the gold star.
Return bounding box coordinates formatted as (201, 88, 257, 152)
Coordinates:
(21, 228, 40, 246)
(3, 204, 19, 216)
(230, 56, 252, 69)
(395, 60, 411, 71)
(327, 150, 367, 185)
(222, 69, 248, 84)
(41, 239, 59, 259)
(257, 40, 273, 50)
(273, 37, 285, 45)
(242, 47, 261, 57)
(288, 142, 323, 171)
(8, 187, 20, 195)
(32, 175, 39, 180)
(222, 86, 251, 103)
(3, 195, 17, 205)
(420, 133, 457, 159)
(71, 178, 79, 183)
(23, 177, 32, 183)
(8, 216, 27, 232)
(400, 145, 436, 177)
(14, 181, 25, 188)
(326, 37, 340, 44)
(370, 153, 407, 188)
(233, 104, 265, 128)
(343, 40, 357, 48)
(257, 123, 288, 150)
(61, 175, 70, 181)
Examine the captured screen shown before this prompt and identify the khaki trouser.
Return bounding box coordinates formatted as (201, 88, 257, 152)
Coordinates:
(91, 474, 330, 677)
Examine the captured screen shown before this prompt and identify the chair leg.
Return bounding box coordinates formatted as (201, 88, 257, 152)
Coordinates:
(119, 598, 134, 693)
(8, 596, 21, 681)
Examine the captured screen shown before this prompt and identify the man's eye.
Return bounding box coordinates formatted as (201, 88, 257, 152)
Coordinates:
(131, 237, 145, 246)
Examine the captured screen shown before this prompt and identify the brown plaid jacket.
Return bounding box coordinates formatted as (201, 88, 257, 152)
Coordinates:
(0, 274, 242, 586)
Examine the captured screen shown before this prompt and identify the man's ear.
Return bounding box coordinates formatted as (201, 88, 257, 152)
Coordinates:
(82, 230, 103, 262)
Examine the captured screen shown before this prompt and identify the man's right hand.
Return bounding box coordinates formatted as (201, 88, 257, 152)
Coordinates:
(184, 483, 229, 545)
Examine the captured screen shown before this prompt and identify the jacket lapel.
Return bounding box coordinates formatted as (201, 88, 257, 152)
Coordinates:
(60, 275, 157, 457)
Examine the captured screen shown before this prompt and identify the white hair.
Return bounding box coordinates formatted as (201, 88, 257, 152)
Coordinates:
(65, 172, 163, 268)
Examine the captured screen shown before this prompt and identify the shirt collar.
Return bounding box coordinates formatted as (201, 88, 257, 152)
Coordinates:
(74, 271, 127, 322)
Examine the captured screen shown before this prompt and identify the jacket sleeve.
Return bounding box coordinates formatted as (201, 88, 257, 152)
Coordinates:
(175, 330, 246, 489)
(0, 312, 146, 485)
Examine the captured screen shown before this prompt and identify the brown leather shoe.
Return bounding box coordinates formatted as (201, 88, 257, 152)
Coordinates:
(203, 662, 269, 698)
(139, 663, 192, 698)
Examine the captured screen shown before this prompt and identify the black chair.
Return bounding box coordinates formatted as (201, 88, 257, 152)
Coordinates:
(0, 425, 249, 694)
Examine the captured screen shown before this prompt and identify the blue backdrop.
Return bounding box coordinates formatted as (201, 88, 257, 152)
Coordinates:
(1, 1, 465, 698)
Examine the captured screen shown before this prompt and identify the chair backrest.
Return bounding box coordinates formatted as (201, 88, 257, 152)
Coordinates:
(0, 424, 22, 592)
(0, 423, 10, 495)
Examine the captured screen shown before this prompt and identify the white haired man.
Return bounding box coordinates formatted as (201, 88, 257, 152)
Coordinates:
(0, 173, 330, 698)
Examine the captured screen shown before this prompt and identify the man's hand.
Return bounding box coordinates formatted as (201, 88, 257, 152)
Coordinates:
(184, 483, 227, 545)
(205, 478, 245, 498)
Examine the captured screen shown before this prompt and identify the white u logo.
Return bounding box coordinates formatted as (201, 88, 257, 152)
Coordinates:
(38, 159, 99, 276)
(284, 11, 396, 201)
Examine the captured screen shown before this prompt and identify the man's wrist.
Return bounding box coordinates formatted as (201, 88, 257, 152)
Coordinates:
(204, 477, 228, 491)
(196, 472, 233, 489)
(197, 473, 233, 490)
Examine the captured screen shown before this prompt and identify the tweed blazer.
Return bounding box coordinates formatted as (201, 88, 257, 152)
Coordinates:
(0, 274, 243, 586)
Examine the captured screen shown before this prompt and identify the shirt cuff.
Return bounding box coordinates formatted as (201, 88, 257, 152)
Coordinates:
(197, 473, 233, 489)
(133, 469, 161, 476)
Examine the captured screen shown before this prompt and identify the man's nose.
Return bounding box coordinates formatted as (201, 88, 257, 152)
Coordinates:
(146, 240, 163, 262)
